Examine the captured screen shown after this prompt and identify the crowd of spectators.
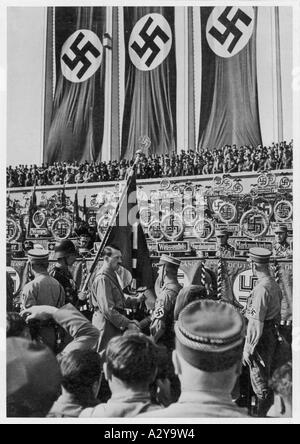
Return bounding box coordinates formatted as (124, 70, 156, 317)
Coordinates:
(6, 239, 292, 419)
(7, 141, 293, 188)
(7, 299, 292, 419)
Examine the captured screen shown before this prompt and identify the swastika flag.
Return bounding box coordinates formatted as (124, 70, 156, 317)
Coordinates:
(44, 7, 106, 163)
(121, 7, 177, 159)
(198, 6, 262, 150)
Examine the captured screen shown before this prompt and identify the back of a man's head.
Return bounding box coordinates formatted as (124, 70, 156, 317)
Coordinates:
(7, 338, 61, 417)
(31, 261, 49, 274)
(270, 361, 292, 406)
(174, 285, 208, 321)
(7, 313, 28, 339)
(59, 350, 101, 405)
(174, 300, 245, 387)
(102, 245, 121, 258)
(165, 263, 179, 279)
(105, 333, 158, 389)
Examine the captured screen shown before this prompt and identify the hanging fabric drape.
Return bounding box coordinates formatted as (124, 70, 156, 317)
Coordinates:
(121, 7, 177, 159)
(45, 7, 106, 163)
(198, 6, 262, 150)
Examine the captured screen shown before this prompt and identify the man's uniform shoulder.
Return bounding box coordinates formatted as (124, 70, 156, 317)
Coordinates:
(46, 273, 63, 286)
(152, 283, 182, 319)
(23, 279, 36, 291)
(164, 282, 182, 294)
(156, 283, 182, 302)
(246, 276, 281, 321)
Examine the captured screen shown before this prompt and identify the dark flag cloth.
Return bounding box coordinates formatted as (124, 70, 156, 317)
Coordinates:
(28, 186, 37, 235)
(104, 171, 154, 290)
(73, 188, 79, 225)
(61, 184, 67, 208)
(82, 196, 88, 223)
(198, 6, 262, 150)
(45, 7, 106, 163)
(121, 7, 177, 159)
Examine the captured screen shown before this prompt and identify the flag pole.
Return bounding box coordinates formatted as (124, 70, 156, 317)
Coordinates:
(79, 161, 136, 296)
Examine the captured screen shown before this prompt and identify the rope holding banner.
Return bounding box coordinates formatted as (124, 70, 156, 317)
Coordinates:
(79, 259, 89, 309)
(81, 260, 87, 287)
(217, 258, 223, 299)
(274, 260, 280, 284)
(201, 260, 206, 288)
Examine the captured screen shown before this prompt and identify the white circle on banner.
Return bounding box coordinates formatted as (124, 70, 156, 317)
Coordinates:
(7, 266, 21, 296)
(61, 30, 103, 83)
(206, 6, 254, 58)
(129, 13, 172, 71)
(233, 269, 258, 309)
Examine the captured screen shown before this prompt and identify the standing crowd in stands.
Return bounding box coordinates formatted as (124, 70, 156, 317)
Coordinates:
(7, 141, 293, 188)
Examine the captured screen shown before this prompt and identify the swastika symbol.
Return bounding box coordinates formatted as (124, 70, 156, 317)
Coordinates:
(206, 7, 254, 58)
(62, 32, 101, 80)
(131, 17, 170, 67)
(277, 203, 291, 219)
(233, 269, 259, 309)
(153, 306, 165, 319)
(258, 175, 268, 187)
(209, 7, 252, 54)
(56, 222, 68, 236)
(61, 30, 103, 83)
(259, 202, 272, 217)
(161, 215, 183, 240)
(220, 204, 235, 221)
(129, 14, 172, 71)
(247, 216, 264, 234)
(280, 177, 291, 188)
(239, 274, 258, 292)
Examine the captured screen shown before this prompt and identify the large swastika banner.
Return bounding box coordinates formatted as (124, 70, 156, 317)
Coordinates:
(198, 6, 262, 150)
(121, 7, 177, 159)
(45, 7, 106, 163)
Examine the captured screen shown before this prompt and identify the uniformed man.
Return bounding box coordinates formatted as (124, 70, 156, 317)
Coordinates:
(139, 300, 248, 418)
(77, 231, 94, 258)
(272, 224, 292, 258)
(50, 240, 78, 306)
(90, 246, 144, 354)
(21, 249, 65, 350)
(150, 255, 182, 348)
(243, 248, 283, 417)
(215, 229, 235, 258)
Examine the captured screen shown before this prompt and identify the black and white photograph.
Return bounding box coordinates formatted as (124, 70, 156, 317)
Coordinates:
(1, 0, 299, 425)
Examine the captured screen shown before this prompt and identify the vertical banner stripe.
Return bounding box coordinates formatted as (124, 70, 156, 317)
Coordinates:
(175, 7, 187, 151)
(193, 7, 202, 148)
(257, 7, 276, 144)
(102, 6, 113, 163)
(111, 6, 121, 161)
(43, 8, 55, 160)
(188, 7, 196, 150)
(119, 6, 126, 151)
(275, 7, 284, 142)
